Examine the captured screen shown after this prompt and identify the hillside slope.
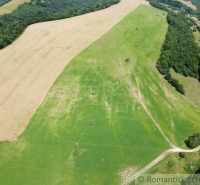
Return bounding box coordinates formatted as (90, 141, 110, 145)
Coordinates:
(0, 5, 200, 185)
(0, 0, 148, 141)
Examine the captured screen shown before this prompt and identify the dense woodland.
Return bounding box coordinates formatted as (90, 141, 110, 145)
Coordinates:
(0, 0, 11, 7)
(149, 0, 200, 94)
(0, 0, 119, 49)
(157, 12, 200, 79)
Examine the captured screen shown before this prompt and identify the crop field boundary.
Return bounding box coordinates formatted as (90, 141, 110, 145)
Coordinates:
(0, 0, 149, 141)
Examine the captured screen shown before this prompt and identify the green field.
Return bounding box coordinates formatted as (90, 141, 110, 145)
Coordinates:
(194, 30, 200, 47)
(0, 0, 30, 15)
(149, 150, 200, 174)
(0, 5, 200, 184)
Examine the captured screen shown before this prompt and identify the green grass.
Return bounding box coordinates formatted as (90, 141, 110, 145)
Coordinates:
(0, 0, 31, 15)
(148, 150, 200, 174)
(193, 30, 200, 47)
(0, 5, 200, 184)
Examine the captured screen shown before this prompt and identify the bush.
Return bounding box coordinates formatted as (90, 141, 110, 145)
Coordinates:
(73, 148, 80, 157)
(185, 133, 200, 149)
(168, 78, 179, 87)
(125, 58, 130, 62)
(164, 73, 185, 94)
(176, 83, 185, 94)
(164, 73, 172, 80)
(179, 152, 186, 158)
(157, 60, 169, 75)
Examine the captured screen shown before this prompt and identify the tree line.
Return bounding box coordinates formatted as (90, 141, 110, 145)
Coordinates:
(157, 12, 200, 79)
(164, 73, 185, 94)
(0, 0, 120, 49)
(148, 0, 200, 94)
(185, 132, 200, 149)
(0, 0, 11, 7)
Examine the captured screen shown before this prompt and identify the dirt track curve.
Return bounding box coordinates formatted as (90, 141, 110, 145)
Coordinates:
(121, 82, 200, 185)
(121, 146, 200, 185)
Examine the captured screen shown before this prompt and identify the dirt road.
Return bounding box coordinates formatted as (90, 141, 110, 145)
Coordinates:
(121, 146, 200, 185)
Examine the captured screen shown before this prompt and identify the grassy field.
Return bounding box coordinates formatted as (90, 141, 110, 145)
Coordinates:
(0, 0, 30, 15)
(171, 69, 200, 109)
(194, 30, 200, 47)
(0, 5, 200, 184)
(149, 151, 200, 174)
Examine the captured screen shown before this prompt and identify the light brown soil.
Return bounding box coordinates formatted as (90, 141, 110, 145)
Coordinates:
(176, 0, 197, 10)
(0, 0, 149, 141)
(0, 0, 31, 15)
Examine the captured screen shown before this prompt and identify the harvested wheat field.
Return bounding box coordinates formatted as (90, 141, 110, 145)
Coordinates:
(0, 0, 149, 141)
(176, 0, 197, 10)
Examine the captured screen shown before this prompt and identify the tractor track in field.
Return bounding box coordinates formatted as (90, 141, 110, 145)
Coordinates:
(121, 79, 200, 185)
(0, 0, 149, 141)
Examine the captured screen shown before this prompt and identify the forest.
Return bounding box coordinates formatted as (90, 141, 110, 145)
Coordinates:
(157, 12, 200, 79)
(149, 0, 200, 94)
(0, 0, 120, 49)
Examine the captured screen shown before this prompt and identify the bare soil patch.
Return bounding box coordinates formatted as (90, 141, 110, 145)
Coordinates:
(176, 0, 197, 10)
